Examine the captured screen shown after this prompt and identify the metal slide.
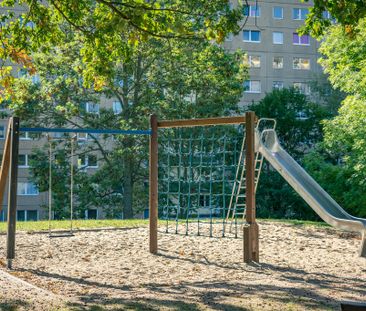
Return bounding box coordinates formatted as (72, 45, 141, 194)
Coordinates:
(256, 127, 366, 257)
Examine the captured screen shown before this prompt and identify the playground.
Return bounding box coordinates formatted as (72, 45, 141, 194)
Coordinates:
(0, 114, 364, 311)
(0, 220, 364, 310)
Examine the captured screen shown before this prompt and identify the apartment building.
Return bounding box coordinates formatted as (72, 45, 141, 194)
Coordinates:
(225, 0, 323, 105)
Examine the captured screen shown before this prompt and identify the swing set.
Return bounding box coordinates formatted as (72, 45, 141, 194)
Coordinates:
(0, 112, 259, 269)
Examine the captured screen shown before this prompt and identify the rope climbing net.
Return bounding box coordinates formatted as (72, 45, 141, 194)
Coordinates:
(158, 125, 245, 238)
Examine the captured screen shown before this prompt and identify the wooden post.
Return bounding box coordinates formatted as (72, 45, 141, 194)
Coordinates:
(149, 114, 158, 254)
(243, 111, 259, 263)
(6, 117, 20, 269)
(0, 122, 12, 210)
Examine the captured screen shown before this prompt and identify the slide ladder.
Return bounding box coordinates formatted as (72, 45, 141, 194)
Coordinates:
(225, 119, 275, 230)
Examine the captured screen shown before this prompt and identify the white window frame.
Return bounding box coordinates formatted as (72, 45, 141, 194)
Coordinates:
(293, 57, 310, 70)
(85, 209, 98, 220)
(87, 155, 98, 168)
(273, 6, 283, 19)
(248, 55, 261, 68)
(78, 154, 98, 169)
(20, 131, 31, 140)
(273, 32, 283, 45)
(293, 33, 310, 46)
(243, 30, 261, 43)
(85, 102, 100, 114)
(112, 101, 123, 115)
(18, 154, 30, 168)
(17, 182, 39, 196)
(273, 81, 284, 90)
(293, 8, 308, 20)
(77, 133, 88, 141)
(244, 5, 261, 17)
(273, 56, 284, 69)
(244, 80, 261, 94)
(17, 210, 39, 221)
(293, 82, 311, 95)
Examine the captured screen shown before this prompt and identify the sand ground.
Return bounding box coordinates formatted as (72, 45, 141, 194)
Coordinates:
(0, 221, 365, 311)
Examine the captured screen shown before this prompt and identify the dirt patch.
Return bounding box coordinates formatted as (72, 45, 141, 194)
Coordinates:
(0, 221, 365, 310)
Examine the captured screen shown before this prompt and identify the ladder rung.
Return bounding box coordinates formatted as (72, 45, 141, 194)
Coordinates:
(236, 204, 246, 207)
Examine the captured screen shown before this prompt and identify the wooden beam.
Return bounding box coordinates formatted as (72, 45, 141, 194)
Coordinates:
(157, 116, 248, 128)
(0, 122, 12, 211)
(149, 114, 158, 254)
(7, 117, 19, 269)
(243, 111, 259, 263)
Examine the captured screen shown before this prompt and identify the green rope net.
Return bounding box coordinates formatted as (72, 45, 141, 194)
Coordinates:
(158, 125, 245, 238)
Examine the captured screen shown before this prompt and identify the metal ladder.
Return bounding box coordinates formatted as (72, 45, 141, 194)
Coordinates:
(225, 118, 276, 231)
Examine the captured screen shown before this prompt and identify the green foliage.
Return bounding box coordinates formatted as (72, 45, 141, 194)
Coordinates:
(302, 0, 366, 37)
(302, 96, 366, 218)
(0, 0, 246, 92)
(9, 34, 247, 218)
(249, 88, 330, 220)
(250, 88, 330, 159)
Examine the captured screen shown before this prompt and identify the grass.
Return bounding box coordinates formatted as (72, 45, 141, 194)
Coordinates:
(0, 217, 329, 234)
(0, 219, 149, 233)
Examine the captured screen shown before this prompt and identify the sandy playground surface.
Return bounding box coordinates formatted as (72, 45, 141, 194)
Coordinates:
(0, 221, 365, 311)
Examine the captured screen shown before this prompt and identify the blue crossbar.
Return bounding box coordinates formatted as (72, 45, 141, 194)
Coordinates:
(19, 127, 151, 135)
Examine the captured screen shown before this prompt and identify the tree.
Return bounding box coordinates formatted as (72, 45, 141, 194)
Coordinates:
(249, 88, 330, 220)
(303, 95, 366, 218)
(0, 0, 246, 94)
(302, 0, 366, 37)
(8, 37, 247, 218)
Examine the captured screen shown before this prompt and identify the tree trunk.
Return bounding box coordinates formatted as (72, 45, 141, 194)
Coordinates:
(123, 153, 134, 219)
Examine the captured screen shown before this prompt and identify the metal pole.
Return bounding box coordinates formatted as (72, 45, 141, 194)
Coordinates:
(149, 114, 158, 254)
(6, 117, 19, 269)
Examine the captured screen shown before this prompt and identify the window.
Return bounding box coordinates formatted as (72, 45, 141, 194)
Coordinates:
(17, 210, 25, 221)
(85, 102, 100, 114)
(77, 133, 88, 141)
(53, 132, 64, 139)
(293, 8, 308, 20)
(243, 30, 261, 43)
(18, 154, 28, 167)
(113, 101, 122, 114)
(20, 131, 30, 140)
(293, 33, 310, 45)
(78, 155, 98, 168)
(273, 32, 283, 44)
(17, 182, 39, 196)
(88, 155, 98, 168)
(273, 6, 283, 19)
(243, 5, 260, 17)
(296, 110, 309, 120)
(247, 55, 261, 68)
(293, 82, 310, 95)
(17, 210, 38, 221)
(199, 194, 210, 208)
(0, 126, 5, 139)
(293, 57, 310, 70)
(273, 81, 284, 90)
(78, 155, 87, 168)
(85, 209, 98, 219)
(273, 56, 284, 69)
(244, 80, 261, 93)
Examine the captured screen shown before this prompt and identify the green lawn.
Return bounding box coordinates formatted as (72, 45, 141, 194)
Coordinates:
(0, 218, 328, 234)
(0, 219, 149, 233)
